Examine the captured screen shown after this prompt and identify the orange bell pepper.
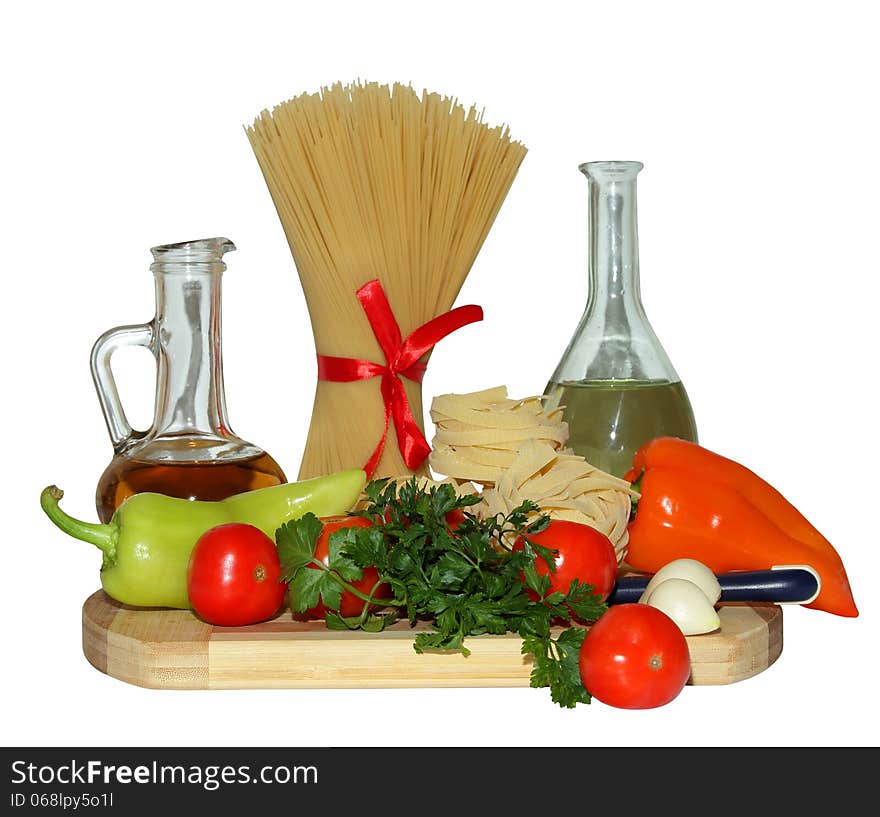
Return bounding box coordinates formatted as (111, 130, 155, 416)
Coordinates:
(623, 437, 858, 618)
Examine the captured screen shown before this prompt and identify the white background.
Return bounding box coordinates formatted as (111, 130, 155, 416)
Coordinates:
(2, 1, 877, 748)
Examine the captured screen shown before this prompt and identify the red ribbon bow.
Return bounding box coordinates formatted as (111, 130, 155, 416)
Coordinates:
(316, 279, 483, 478)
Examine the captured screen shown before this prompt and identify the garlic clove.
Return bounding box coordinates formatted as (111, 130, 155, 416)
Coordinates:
(640, 577, 721, 636)
(642, 558, 722, 605)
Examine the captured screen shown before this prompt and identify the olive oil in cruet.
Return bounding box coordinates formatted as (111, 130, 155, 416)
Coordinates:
(92, 238, 286, 522)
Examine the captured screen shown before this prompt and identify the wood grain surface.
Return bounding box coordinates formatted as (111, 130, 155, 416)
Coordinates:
(82, 590, 782, 690)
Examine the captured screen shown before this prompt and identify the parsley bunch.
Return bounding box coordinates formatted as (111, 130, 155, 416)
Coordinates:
(276, 478, 607, 707)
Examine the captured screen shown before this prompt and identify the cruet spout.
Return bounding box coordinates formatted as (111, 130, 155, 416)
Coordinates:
(150, 237, 236, 262)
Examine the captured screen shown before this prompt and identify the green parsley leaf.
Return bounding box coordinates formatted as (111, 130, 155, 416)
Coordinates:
(326, 527, 365, 582)
(564, 579, 608, 624)
(432, 551, 474, 585)
(551, 628, 591, 708)
(287, 566, 339, 613)
(342, 526, 389, 570)
(276, 513, 323, 582)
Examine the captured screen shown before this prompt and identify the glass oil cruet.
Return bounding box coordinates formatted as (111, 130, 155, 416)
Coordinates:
(543, 161, 698, 479)
(91, 237, 287, 522)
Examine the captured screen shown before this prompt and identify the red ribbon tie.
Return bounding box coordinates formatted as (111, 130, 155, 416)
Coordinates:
(316, 279, 483, 478)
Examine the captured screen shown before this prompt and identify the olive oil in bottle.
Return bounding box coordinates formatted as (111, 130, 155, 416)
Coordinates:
(543, 379, 697, 478)
(544, 162, 698, 479)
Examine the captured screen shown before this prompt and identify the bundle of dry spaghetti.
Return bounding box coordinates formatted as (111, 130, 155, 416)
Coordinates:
(246, 81, 527, 480)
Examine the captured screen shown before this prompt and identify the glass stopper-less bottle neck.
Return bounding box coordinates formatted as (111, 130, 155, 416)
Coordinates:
(577, 161, 678, 382)
(547, 161, 682, 386)
(585, 162, 643, 319)
(149, 238, 235, 442)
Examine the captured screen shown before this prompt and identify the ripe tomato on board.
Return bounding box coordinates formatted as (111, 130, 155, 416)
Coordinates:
(578, 603, 691, 709)
(306, 515, 391, 619)
(187, 523, 286, 626)
(512, 519, 619, 605)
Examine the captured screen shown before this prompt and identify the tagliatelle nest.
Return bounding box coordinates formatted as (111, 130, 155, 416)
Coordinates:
(426, 386, 635, 562)
(477, 440, 635, 563)
(428, 386, 569, 485)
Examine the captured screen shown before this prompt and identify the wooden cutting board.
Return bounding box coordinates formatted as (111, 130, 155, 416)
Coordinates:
(82, 590, 782, 690)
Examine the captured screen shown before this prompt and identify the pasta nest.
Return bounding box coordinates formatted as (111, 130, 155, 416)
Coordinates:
(427, 386, 635, 563)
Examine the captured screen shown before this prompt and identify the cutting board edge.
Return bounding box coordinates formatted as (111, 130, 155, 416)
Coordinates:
(82, 590, 783, 691)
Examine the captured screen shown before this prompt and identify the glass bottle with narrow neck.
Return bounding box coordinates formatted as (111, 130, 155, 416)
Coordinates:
(544, 161, 697, 478)
(92, 238, 286, 522)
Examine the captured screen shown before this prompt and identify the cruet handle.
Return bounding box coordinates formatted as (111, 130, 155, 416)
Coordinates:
(90, 323, 155, 451)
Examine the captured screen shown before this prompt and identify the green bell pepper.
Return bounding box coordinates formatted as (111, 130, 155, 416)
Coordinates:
(40, 468, 366, 609)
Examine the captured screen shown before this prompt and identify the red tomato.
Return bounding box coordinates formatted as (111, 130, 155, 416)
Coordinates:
(578, 603, 691, 709)
(513, 519, 618, 604)
(307, 515, 390, 619)
(187, 523, 286, 626)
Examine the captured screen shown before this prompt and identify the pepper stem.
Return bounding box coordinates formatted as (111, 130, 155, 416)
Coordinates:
(40, 486, 118, 565)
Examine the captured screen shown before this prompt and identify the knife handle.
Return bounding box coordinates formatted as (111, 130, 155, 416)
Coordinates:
(608, 565, 821, 605)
